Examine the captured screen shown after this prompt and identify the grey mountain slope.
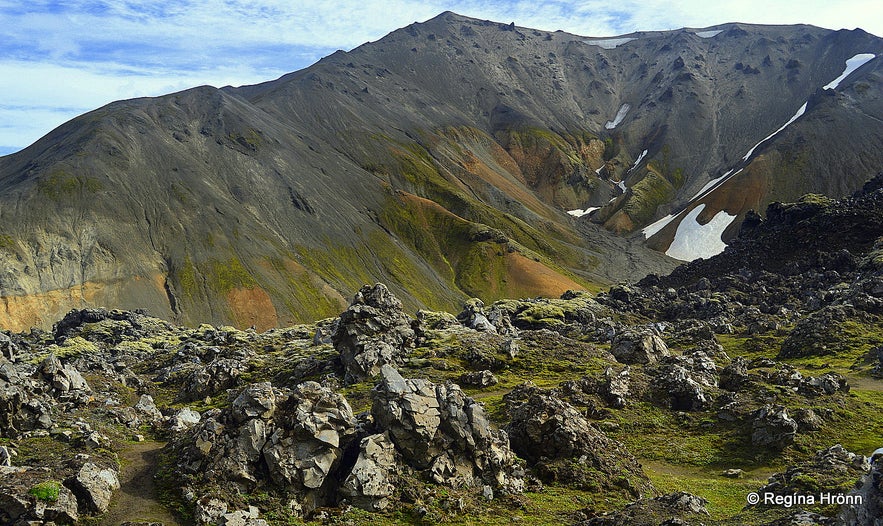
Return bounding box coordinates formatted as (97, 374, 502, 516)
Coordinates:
(0, 12, 881, 329)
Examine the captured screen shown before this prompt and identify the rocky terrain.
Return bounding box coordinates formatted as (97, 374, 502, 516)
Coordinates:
(1, 12, 882, 329)
(1, 175, 882, 524)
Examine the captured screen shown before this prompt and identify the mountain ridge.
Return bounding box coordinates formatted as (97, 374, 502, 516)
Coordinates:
(1, 12, 882, 330)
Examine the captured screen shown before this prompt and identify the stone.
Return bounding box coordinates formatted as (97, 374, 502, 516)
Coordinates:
(721, 468, 744, 478)
(460, 370, 499, 388)
(133, 394, 163, 422)
(457, 298, 498, 333)
(334, 283, 416, 382)
(170, 407, 202, 432)
(610, 328, 669, 364)
(195, 497, 228, 525)
(751, 405, 798, 449)
(602, 366, 630, 409)
(36, 354, 91, 393)
(66, 462, 120, 513)
(504, 383, 652, 497)
(0, 445, 10, 467)
(372, 365, 523, 493)
(231, 382, 276, 423)
(339, 432, 398, 511)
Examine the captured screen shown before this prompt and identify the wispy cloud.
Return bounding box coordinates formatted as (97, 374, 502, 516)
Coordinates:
(1, 0, 881, 153)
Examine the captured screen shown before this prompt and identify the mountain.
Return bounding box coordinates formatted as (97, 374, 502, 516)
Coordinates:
(1, 12, 882, 330)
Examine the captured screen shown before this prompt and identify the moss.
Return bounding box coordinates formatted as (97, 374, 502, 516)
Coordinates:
(29, 480, 61, 502)
(623, 170, 675, 227)
(176, 255, 199, 299)
(207, 257, 258, 293)
(36, 169, 103, 201)
(516, 304, 566, 325)
(0, 234, 15, 249)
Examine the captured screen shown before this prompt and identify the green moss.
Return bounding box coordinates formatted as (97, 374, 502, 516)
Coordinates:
(623, 171, 674, 226)
(206, 257, 258, 293)
(29, 480, 61, 502)
(0, 234, 15, 249)
(516, 304, 566, 325)
(36, 169, 103, 201)
(176, 255, 199, 299)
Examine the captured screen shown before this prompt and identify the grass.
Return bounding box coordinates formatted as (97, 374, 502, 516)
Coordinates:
(29, 480, 61, 502)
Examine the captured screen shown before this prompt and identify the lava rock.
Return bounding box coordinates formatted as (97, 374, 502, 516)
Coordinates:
(751, 405, 798, 449)
(334, 283, 416, 383)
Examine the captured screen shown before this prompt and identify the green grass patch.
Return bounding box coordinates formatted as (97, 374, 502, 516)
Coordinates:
(29, 480, 61, 502)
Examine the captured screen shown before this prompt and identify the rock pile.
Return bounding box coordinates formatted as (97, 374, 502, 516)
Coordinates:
(504, 383, 652, 497)
(333, 284, 416, 382)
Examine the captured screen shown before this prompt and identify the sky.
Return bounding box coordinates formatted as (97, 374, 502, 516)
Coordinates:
(1, 0, 881, 155)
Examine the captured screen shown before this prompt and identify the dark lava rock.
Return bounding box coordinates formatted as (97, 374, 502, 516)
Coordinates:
(333, 284, 416, 383)
(504, 383, 652, 497)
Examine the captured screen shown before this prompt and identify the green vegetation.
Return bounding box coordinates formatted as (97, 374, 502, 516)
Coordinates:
(36, 169, 103, 201)
(28, 480, 61, 502)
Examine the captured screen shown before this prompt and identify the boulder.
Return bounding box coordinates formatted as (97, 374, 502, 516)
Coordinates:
(35, 484, 80, 524)
(133, 394, 163, 423)
(751, 405, 798, 449)
(36, 354, 91, 393)
(457, 298, 498, 333)
(0, 333, 16, 360)
(65, 462, 120, 513)
(372, 365, 523, 493)
(231, 382, 276, 423)
(460, 370, 499, 388)
(182, 358, 247, 401)
(719, 356, 750, 391)
(339, 432, 398, 511)
(334, 283, 416, 382)
(651, 353, 717, 411)
(504, 383, 652, 497)
(610, 328, 669, 364)
(263, 381, 356, 491)
(574, 492, 708, 525)
(602, 366, 630, 409)
(170, 407, 202, 432)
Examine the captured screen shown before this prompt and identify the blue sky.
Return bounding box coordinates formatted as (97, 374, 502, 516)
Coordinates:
(1, 0, 881, 155)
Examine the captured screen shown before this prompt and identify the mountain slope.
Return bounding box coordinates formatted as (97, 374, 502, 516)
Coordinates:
(0, 12, 881, 330)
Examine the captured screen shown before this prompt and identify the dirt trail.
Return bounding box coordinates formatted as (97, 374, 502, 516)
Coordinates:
(99, 440, 183, 526)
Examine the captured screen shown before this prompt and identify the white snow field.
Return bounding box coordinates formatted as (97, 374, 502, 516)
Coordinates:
(605, 104, 631, 129)
(665, 204, 737, 261)
(823, 53, 876, 90)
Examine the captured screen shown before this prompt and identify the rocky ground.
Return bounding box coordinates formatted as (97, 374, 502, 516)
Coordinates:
(1, 176, 883, 525)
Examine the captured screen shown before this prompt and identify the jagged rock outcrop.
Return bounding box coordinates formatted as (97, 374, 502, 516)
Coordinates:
(338, 432, 399, 511)
(371, 365, 523, 493)
(840, 450, 883, 525)
(650, 352, 717, 411)
(169, 381, 357, 516)
(610, 327, 669, 364)
(334, 284, 416, 383)
(504, 383, 652, 496)
(753, 445, 871, 519)
(751, 404, 799, 449)
(65, 462, 120, 513)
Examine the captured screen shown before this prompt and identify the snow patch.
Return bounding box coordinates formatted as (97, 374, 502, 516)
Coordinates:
(665, 204, 737, 261)
(617, 180, 627, 193)
(567, 207, 600, 218)
(690, 168, 743, 201)
(823, 53, 876, 90)
(695, 30, 723, 38)
(587, 37, 635, 49)
(605, 103, 631, 129)
(743, 102, 807, 161)
(642, 213, 677, 239)
(630, 149, 648, 171)
(595, 166, 604, 175)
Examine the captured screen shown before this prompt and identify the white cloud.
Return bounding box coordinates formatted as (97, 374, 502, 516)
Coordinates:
(1, 0, 881, 153)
